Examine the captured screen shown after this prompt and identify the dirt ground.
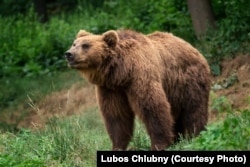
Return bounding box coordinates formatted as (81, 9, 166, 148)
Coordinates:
(212, 54, 250, 110)
(11, 54, 250, 129)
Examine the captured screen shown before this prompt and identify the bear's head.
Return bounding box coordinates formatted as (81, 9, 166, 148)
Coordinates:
(65, 30, 119, 70)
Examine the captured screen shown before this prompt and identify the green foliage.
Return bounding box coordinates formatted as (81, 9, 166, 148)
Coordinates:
(170, 109, 250, 150)
(188, 109, 250, 150)
(99, 0, 194, 40)
(213, 0, 250, 43)
(170, 94, 250, 150)
(0, 0, 32, 16)
(198, 0, 250, 75)
(0, 10, 73, 77)
(0, 3, 108, 77)
(210, 95, 232, 114)
(0, 0, 249, 77)
(0, 0, 80, 16)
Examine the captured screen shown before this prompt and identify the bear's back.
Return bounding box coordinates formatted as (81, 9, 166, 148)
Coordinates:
(147, 31, 209, 73)
(117, 30, 146, 41)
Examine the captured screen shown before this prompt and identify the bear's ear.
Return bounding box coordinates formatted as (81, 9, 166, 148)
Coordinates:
(76, 30, 91, 38)
(103, 30, 119, 47)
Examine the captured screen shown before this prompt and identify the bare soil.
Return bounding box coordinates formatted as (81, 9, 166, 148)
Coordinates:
(15, 83, 97, 129)
(212, 54, 250, 110)
(7, 54, 250, 129)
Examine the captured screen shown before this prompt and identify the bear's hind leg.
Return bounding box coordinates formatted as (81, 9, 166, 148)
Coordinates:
(182, 105, 208, 137)
(97, 87, 135, 150)
(173, 119, 184, 143)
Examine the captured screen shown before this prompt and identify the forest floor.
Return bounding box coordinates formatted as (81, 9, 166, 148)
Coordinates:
(3, 54, 250, 130)
(212, 54, 250, 110)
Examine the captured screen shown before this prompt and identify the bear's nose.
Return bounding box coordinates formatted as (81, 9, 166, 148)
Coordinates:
(65, 52, 74, 61)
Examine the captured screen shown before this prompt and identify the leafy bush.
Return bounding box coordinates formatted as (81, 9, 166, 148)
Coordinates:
(170, 108, 250, 150)
(170, 93, 250, 150)
(0, 0, 32, 16)
(0, 10, 75, 77)
(100, 0, 194, 40)
(0, 2, 121, 77)
(198, 0, 250, 75)
(191, 109, 250, 150)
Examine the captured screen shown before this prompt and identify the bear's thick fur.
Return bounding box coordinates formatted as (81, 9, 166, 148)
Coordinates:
(65, 30, 211, 150)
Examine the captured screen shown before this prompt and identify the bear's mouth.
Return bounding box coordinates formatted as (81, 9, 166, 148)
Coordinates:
(68, 60, 80, 67)
(67, 60, 89, 69)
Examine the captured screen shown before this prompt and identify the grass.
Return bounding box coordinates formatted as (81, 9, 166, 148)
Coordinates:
(1, 106, 250, 165)
(0, 109, 110, 167)
(0, 70, 83, 108)
(0, 107, 249, 166)
(0, 70, 85, 132)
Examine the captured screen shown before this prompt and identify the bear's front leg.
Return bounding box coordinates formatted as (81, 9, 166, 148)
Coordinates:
(127, 82, 174, 150)
(96, 86, 135, 150)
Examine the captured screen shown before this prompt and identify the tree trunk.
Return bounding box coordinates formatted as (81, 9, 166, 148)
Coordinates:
(34, 0, 48, 23)
(187, 0, 216, 38)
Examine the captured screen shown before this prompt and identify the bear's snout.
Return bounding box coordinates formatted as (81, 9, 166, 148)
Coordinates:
(65, 51, 74, 62)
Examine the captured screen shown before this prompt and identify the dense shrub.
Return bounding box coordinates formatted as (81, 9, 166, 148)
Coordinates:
(198, 0, 250, 75)
(0, 0, 32, 16)
(0, 11, 73, 77)
(190, 109, 250, 150)
(0, 0, 249, 77)
(100, 0, 194, 40)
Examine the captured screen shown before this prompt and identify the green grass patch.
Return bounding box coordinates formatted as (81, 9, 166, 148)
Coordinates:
(0, 109, 110, 167)
(1, 107, 249, 166)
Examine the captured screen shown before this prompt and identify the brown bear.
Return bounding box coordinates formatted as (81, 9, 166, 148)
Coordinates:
(65, 29, 211, 151)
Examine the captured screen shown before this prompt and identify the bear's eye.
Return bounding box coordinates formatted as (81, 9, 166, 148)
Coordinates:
(72, 43, 76, 47)
(82, 43, 90, 49)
